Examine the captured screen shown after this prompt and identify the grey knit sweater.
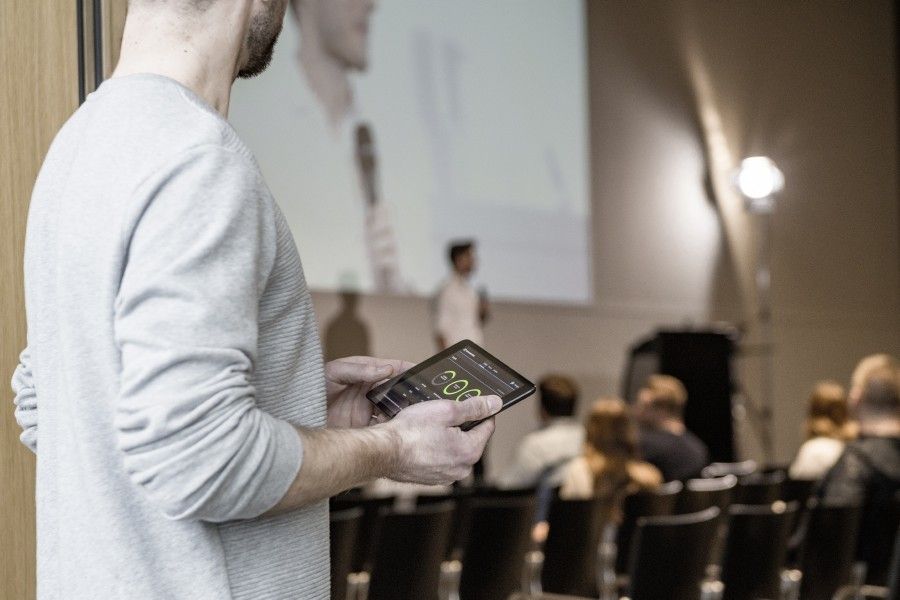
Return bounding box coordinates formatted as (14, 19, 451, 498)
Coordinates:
(11, 74, 329, 599)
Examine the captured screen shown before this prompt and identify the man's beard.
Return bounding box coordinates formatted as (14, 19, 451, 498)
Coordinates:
(238, 4, 284, 79)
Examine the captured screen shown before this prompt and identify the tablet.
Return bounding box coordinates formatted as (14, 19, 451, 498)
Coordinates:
(366, 339, 535, 431)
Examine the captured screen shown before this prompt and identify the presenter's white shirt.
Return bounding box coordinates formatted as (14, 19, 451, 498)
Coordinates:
(435, 274, 483, 346)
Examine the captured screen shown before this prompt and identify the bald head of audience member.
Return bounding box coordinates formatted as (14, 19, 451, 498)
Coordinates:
(850, 353, 899, 407)
(856, 364, 900, 435)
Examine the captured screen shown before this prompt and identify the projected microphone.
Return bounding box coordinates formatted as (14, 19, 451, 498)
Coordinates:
(355, 122, 404, 293)
(355, 124, 378, 207)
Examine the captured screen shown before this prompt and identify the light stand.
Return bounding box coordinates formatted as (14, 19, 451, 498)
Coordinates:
(734, 157, 784, 464)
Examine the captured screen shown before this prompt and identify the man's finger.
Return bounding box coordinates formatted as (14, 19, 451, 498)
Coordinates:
(450, 395, 502, 426)
(326, 360, 393, 385)
(463, 416, 496, 457)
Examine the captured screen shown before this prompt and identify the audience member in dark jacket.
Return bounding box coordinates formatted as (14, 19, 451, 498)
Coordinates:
(635, 374, 709, 481)
(821, 362, 900, 586)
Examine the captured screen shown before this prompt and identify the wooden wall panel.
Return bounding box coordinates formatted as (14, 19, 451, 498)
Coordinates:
(0, 2, 78, 599)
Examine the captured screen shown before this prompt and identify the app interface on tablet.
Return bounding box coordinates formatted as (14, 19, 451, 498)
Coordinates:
(371, 344, 529, 418)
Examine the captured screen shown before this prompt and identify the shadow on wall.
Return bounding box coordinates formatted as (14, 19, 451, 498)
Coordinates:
(324, 291, 372, 361)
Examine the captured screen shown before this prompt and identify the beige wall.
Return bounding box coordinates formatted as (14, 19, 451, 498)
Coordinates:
(313, 0, 899, 474)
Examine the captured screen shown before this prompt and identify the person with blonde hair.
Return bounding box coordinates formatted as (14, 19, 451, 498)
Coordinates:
(789, 381, 854, 480)
(559, 398, 662, 521)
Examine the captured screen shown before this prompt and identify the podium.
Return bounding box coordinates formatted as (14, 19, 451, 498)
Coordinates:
(622, 329, 737, 463)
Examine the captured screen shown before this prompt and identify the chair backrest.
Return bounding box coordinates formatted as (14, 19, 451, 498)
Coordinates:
(702, 460, 758, 479)
(329, 507, 363, 600)
(615, 480, 683, 573)
(675, 475, 737, 515)
(720, 501, 797, 600)
(627, 507, 721, 600)
(329, 493, 396, 573)
(798, 500, 862, 600)
(857, 479, 900, 586)
(458, 495, 537, 600)
(541, 497, 609, 597)
(416, 485, 536, 561)
(781, 477, 817, 505)
(367, 501, 455, 600)
(886, 526, 900, 600)
(470, 484, 539, 499)
(733, 470, 785, 505)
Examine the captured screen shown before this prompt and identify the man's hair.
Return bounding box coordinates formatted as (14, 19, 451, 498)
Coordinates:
(448, 240, 474, 266)
(539, 374, 579, 417)
(641, 374, 688, 420)
(858, 365, 900, 420)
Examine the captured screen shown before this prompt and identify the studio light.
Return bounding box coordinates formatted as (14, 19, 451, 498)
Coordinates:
(734, 156, 784, 213)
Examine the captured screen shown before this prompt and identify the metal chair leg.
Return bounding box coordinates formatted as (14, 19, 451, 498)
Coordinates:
(700, 579, 724, 600)
(597, 523, 619, 600)
(780, 568, 802, 600)
(439, 559, 461, 600)
(523, 550, 544, 597)
(355, 571, 370, 600)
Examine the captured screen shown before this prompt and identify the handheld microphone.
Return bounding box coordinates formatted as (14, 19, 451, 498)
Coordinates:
(355, 123, 378, 207)
(355, 122, 404, 292)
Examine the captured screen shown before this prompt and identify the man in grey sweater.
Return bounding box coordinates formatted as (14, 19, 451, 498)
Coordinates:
(10, 0, 498, 598)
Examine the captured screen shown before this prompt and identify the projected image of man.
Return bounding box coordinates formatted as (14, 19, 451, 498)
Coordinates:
(288, 0, 405, 292)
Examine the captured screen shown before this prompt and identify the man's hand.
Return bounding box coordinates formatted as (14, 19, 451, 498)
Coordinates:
(325, 356, 414, 428)
(264, 394, 502, 515)
(385, 395, 502, 485)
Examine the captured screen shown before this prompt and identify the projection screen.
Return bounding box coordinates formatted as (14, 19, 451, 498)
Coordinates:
(230, 0, 590, 303)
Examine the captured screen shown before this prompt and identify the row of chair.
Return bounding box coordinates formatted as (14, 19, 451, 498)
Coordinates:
(329, 471, 894, 600)
(331, 492, 535, 600)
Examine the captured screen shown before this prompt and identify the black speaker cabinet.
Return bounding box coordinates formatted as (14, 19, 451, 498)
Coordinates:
(622, 329, 736, 463)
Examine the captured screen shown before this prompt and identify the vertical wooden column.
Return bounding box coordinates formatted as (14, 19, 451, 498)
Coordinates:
(0, 3, 79, 599)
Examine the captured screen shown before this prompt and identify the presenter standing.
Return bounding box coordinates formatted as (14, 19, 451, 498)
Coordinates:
(434, 240, 490, 349)
(433, 240, 491, 480)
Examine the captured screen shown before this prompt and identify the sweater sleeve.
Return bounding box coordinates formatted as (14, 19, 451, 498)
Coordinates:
(113, 145, 303, 523)
(11, 346, 38, 454)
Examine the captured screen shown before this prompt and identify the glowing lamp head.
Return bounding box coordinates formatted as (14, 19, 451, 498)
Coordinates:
(734, 157, 784, 213)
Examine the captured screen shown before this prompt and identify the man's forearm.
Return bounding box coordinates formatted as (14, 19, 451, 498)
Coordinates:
(263, 424, 399, 516)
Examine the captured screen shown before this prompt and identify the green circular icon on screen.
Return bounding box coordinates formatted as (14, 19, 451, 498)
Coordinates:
(443, 380, 469, 395)
(431, 370, 456, 386)
(457, 389, 482, 401)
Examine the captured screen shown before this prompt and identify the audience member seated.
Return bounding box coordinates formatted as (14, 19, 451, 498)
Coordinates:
(559, 397, 662, 522)
(849, 354, 899, 406)
(495, 374, 584, 489)
(820, 361, 900, 585)
(635, 375, 709, 481)
(847, 354, 899, 439)
(789, 381, 855, 480)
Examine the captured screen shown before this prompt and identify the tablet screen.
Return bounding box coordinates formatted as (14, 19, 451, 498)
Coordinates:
(368, 340, 533, 419)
